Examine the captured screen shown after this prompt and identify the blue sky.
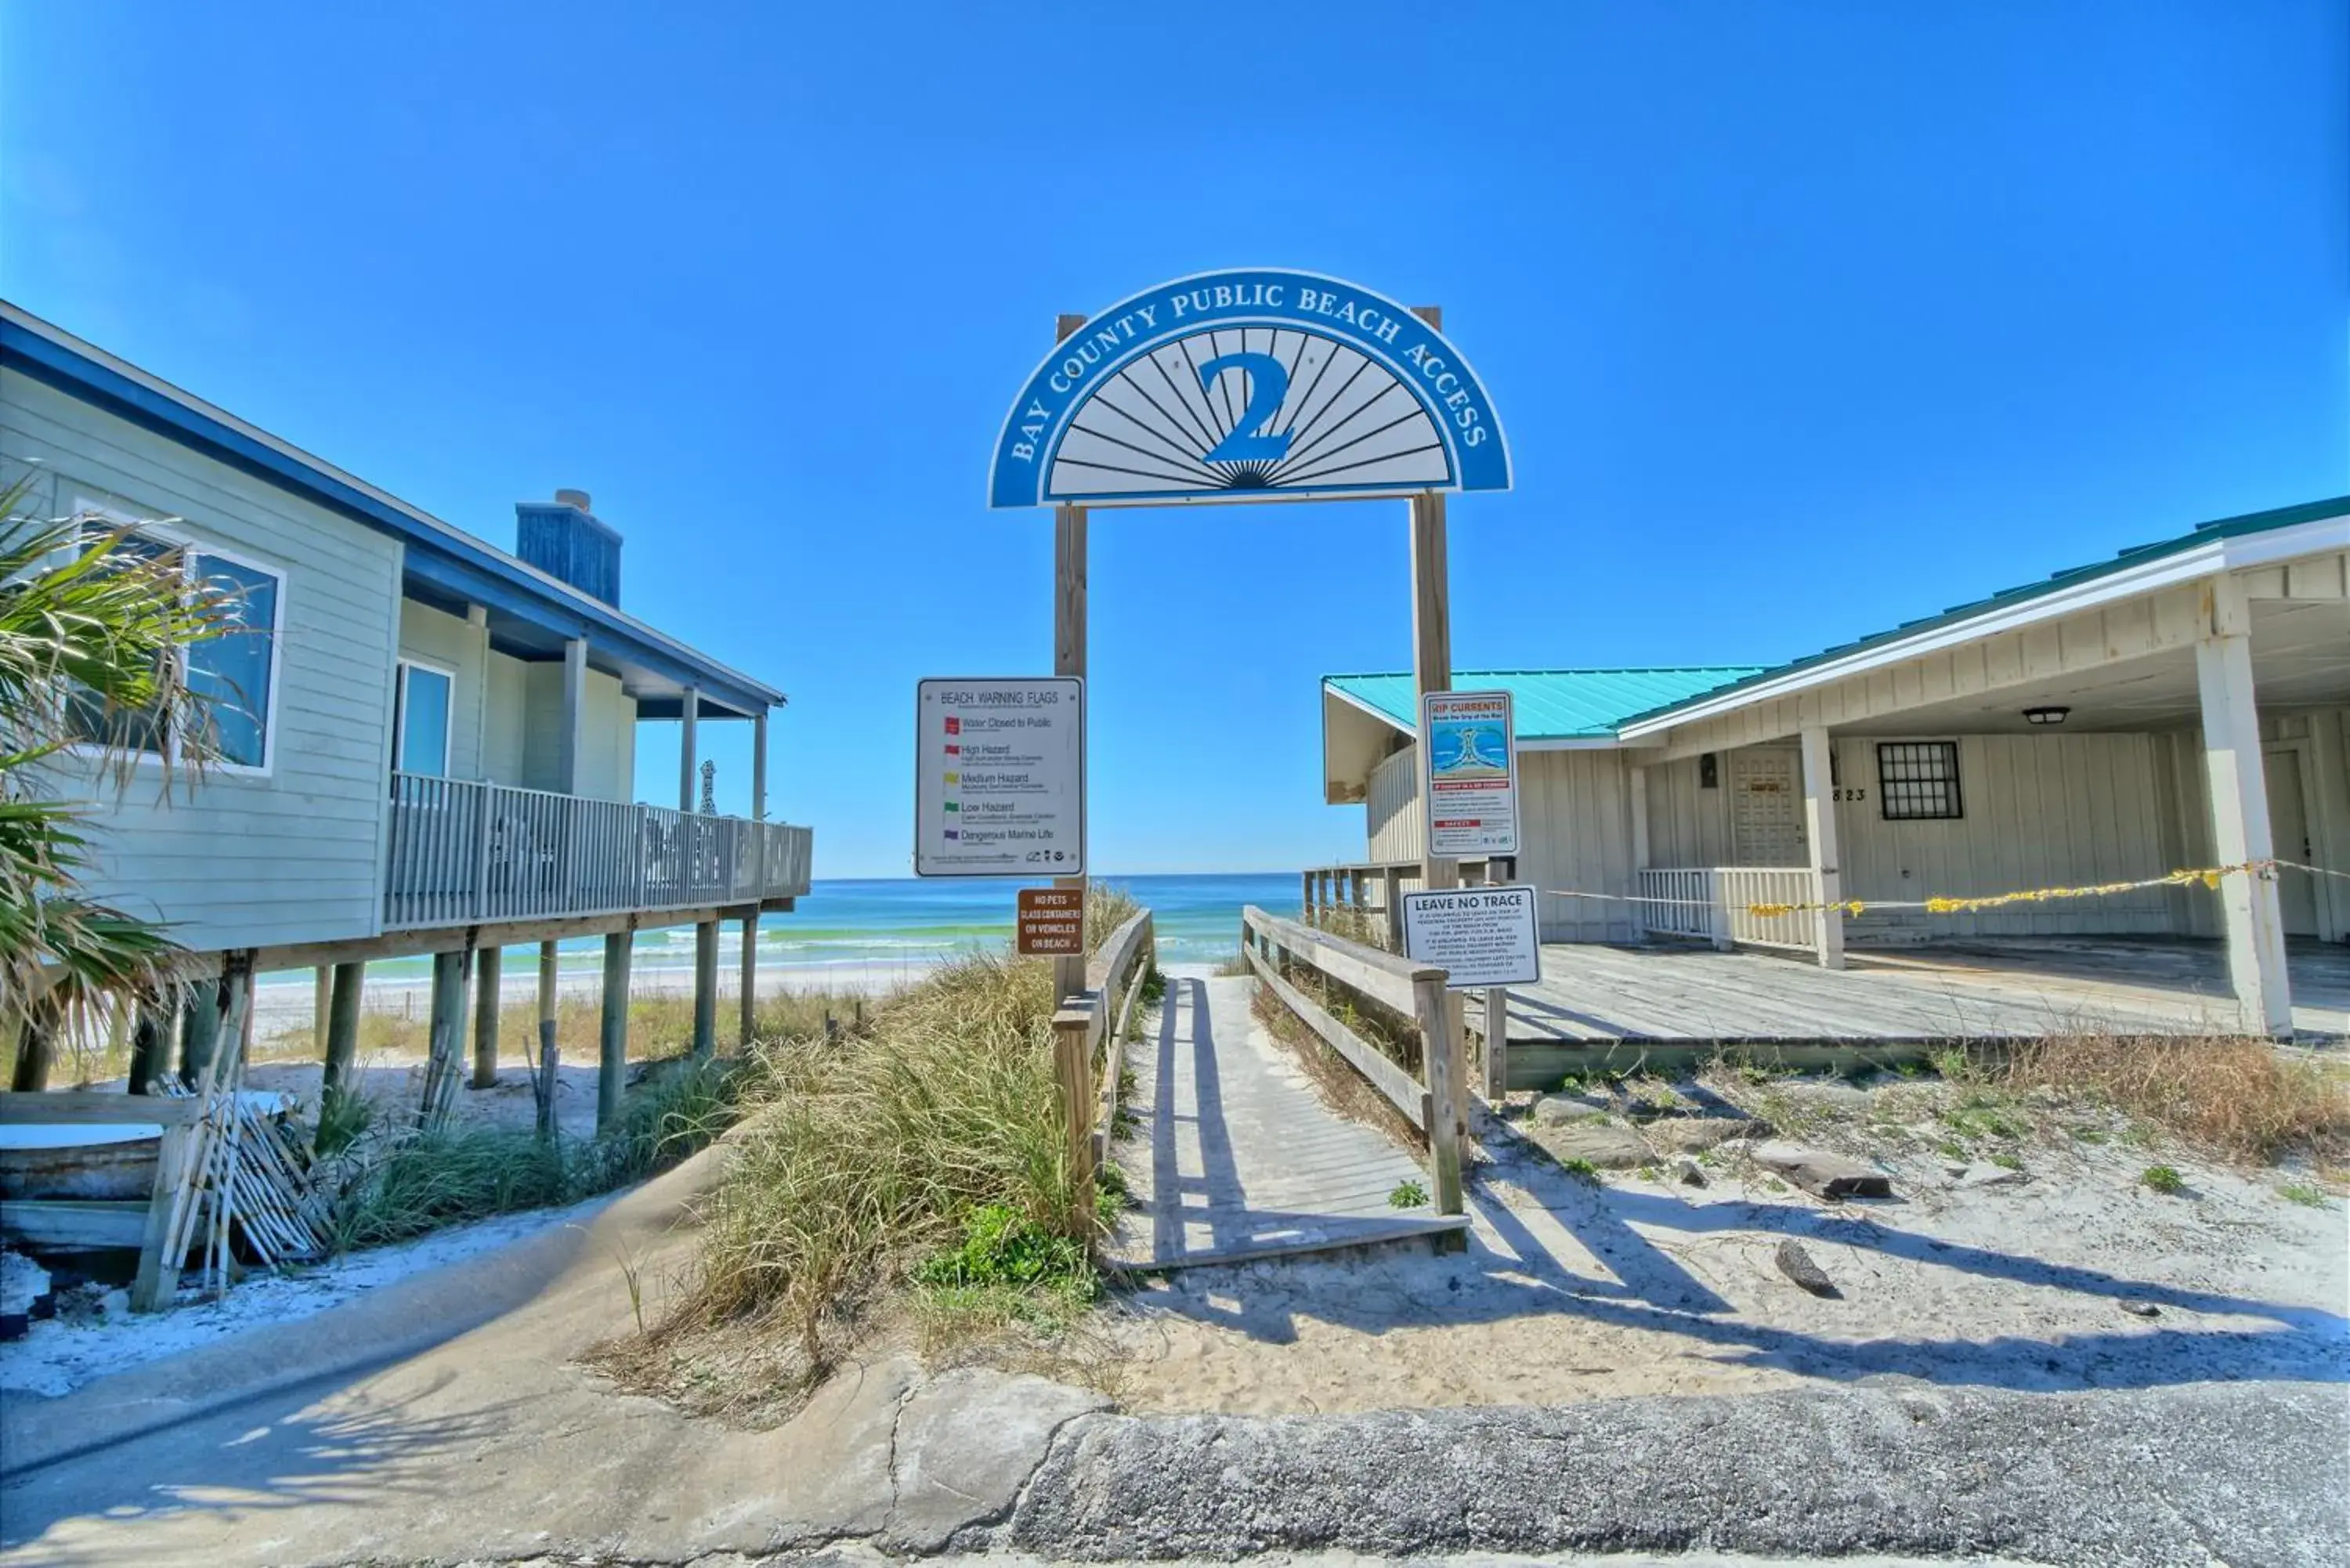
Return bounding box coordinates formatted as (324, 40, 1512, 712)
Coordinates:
(3, 2, 2342, 877)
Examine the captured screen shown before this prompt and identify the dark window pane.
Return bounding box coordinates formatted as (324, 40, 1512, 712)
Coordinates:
(187, 555, 278, 768)
(1877, 741, 1962, 820)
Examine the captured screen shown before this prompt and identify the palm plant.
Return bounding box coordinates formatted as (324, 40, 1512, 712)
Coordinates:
(2, 478, 237, 1088)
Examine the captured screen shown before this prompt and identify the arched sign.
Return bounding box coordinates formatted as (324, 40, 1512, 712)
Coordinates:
(989, 268, 1511, 509)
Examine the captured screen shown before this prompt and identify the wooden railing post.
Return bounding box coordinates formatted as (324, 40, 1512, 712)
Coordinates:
(1053, 1000, 1097, 1237)
(1410, 973, 1465, 1220)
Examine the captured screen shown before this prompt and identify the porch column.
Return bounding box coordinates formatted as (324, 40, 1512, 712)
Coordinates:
(1798, 724, 1846, 970)
(472, 944, 503, 1087)
(1628, 764, 1650, 871)
(559, 637, 587, 795)
(2196, 575, 2292, 1035)
(534, 941, 560, 1142)
(598, 930, 632, 1130)
(679, 686, 700, 812)
(751, 706, 770, 896)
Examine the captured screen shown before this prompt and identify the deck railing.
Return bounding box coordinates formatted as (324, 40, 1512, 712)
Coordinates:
(385, 772, 814, 929)
(1635, 866, 1817, 954)
(1298, 855, 1518, 950)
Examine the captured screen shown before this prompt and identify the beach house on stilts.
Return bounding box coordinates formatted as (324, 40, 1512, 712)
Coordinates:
(1, 302, 812, 1119)
(1309, 497, 2349, 1062)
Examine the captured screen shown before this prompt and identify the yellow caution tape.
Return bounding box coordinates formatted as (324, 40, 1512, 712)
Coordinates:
(1542, 858, 2343, 916)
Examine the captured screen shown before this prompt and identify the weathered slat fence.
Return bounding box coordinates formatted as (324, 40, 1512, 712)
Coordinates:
(1238, 905, 1464, 1216)
(1050, 907, 1156, 1229)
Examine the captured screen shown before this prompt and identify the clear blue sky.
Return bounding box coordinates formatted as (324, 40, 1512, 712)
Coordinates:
(4, 2, 2342, 877)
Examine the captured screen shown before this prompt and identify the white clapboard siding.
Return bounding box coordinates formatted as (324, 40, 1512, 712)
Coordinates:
(2, 371, 401, 951)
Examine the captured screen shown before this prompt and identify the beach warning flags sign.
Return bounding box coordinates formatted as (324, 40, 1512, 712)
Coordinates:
(1016, 887, 1085, 957)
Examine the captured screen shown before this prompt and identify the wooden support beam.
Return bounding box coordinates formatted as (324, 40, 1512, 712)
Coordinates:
(598, 931, 631, 1131)
(1799, 724, 1846, 970)
(313, 966, 332, 1052)
(535, 940, 560, 1142)
(472, 943, 503, 1087)
(738, 912, 759, 1047)
(2196, 576, 2292, 1035)
(1410, 971, 1466, 1224)
(323, 961, 364, 1098)
(692, 919, 719, 1058)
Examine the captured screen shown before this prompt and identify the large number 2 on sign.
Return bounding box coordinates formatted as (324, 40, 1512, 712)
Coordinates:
(1196, 352, 1293, 463)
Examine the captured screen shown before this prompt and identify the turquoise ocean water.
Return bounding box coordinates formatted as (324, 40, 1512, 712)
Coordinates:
(265, 873, 1302, 985)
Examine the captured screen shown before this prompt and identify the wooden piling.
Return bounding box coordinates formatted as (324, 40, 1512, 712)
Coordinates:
(8, 1010, 56, 1093)
(472, 944, 503, 1087)
(128, 1004, 172, 1096)
(179, 979, 222, 1087)
(323, 961, 364, 1097)
(421, 949, 469, 1128)
(692, 919, 718, 1058)
(535, 939, 560, 1142)
(598, 930, 631, 1132)
(737, 912, 758, 1047)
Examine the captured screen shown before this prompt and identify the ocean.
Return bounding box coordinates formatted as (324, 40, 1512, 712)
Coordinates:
(257, 873, 1303, 988)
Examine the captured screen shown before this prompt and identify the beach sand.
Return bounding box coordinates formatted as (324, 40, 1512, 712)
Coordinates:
(1097, 1001, 2348, 1416)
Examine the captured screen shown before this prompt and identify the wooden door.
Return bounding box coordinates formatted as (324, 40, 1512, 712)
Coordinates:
(1732, 749, 1806, 866)
(2264, 746, 2319, 937)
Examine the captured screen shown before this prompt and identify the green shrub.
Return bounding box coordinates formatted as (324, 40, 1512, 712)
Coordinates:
(2140, 1164, 2186, 1195)
(916, 1203, 1091, 1291)
(1388, 1179, 1428, 1209)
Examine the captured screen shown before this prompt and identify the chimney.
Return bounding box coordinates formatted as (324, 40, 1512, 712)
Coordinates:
(515, 489, 621, 606)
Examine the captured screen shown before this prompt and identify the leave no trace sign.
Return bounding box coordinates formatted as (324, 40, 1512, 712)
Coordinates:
(1401, 885, 1541, 989)
(1016, 887, 1085, 957)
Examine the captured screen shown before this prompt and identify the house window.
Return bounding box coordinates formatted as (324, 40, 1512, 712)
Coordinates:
(63, 523, 284, 771)
(1878, 740, 1962, 820)
(395, 661, 454, 777)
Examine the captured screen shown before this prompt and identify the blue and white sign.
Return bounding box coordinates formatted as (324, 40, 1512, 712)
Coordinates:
(989, 268, 1511, 509)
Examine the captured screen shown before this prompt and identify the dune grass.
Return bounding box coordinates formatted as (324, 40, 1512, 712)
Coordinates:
(1994, 1033, 2349, 1165)
(327, 1052, 746, 1248)
(620, 882, 1151, 1412)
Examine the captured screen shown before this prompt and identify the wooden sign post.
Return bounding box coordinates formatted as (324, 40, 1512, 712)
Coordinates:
(1052, 313, 1089, 1006)
(1405, 307, 1470, 1140)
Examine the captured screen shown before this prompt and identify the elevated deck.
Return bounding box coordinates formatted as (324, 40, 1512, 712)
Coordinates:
(1489, 937, 2348, 1079)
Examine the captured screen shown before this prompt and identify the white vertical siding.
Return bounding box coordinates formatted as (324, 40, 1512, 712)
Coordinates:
(1518, 750, 1640, 941)
(1366, 744, 1423, 863)
(1835, 732, 2176, 937)
(2, 370, 400, 951)
(517, 661, 635, 802)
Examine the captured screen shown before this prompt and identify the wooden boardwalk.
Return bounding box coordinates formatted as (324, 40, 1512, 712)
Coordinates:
(1494, 937, 2350, 1049)
(1101, 973, 1466, 1271)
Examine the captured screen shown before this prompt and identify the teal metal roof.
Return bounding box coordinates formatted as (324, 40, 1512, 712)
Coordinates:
(1325, 668, 1770, 741)
(1618, 494, 2350, 730)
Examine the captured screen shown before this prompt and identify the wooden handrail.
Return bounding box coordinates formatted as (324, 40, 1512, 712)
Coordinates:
(1244, 907, 1440, 1014)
